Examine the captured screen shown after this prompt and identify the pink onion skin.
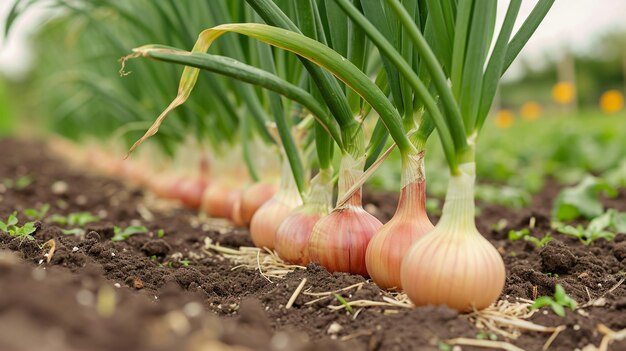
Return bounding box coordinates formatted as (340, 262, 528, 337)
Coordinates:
(201, 181, 240, 219)
(308, 197, 383, 275)
(275, 209, 323, 265)
(225, 189, 243, 221)
(366, 180, 433, 289)
(179, 177, 209, 209)
(239, 182, 278, 225)
(149, 176, 178, 199)
(249, 197, 295, 249)
(400, 162, 505, 311)
(400, 232, 505, 311)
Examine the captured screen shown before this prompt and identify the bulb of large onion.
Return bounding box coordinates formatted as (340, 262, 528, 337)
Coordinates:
(275, 169, 333, 265)
(400, 162, 505, 311)
(366, 152, 433, 289)
(308, 154, 382, 275)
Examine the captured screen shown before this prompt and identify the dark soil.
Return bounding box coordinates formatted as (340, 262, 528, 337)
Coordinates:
(1, 138, 625, 351)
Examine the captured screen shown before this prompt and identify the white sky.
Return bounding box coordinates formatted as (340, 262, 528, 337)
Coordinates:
(1, 0, 625, 81)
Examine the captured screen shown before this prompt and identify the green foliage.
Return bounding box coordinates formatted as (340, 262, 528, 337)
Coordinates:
(531, 284, 577, 317)
(554, 209, 626, 245)
(111, 225, 148, 241)
(333, 293, 353, 314)
(61, 228, 84, 236)
(437, 342, 452, 351)
(476, 331, 498, 341)
(0, 79, 14, 135)
(23, 203, 50, 220)
(3, 176, 32, 190)
(157, 229, 166, 238)
(507, 228, 553, 248)
(0, 212, 37, 242)
(552, 176, 617, 221)
(605, 159, 626, 189)
(50, 212, 100, 226)
(476, 184, 531, 209)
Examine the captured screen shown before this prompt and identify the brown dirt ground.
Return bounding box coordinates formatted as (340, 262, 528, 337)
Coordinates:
(1, 138, 625, 351)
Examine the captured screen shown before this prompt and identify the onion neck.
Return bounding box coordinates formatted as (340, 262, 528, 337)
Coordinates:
(437, 161, 477, 234)
(338, 153, 365, 208)
(275, 153, 304, 207)
(305, 167, 333, 214)
(395, 151, 428, 218)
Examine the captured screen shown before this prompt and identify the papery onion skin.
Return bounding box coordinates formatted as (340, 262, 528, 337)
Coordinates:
(308, 154, 382, 275)
(275, 209, 322, 265)
(400, 162, 505, 311)
(365, 179, 433, 289)
(275, 169, 333, 265)
(150, 175, 178, 199)
(308, 199, 382, 276)
(249, 158, 302, 249)
(226, 189, 243, 220)
(201, 181, 240, 219)
(249, 196, 299, 249)
(179, 177, 209, 209)
(239, 182, 278, 225)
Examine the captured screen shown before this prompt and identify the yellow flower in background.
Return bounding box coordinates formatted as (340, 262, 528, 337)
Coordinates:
(552, 82, 575, 104)
(520, 102, 541, 121)
(495, 109, 514, 128)
(599, 90, 624, 114)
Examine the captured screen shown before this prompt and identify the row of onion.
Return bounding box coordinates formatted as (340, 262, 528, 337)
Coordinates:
(114, 0, 554, 313)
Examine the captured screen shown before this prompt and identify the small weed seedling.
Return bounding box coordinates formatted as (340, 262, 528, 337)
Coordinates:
(508, 228, 553, 248)
(157, 229, 166, 238)
(62, 228, 84, 236)
(3, 176, 32, 190)
(476, 331, 498, 341)
(50, 212, 100, 226)
(179, 259, 190, 267)
(112, 225, 148, 241)
(531, 284, 577, 317)
(0, 212, 37, 243)
(333, 294, 353, 314)
(490, 218, 508, 232)
(554, 209, 626, 245)
(23, 203, 50, 220)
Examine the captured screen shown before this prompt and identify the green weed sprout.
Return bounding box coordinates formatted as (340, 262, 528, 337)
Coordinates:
(112, 226, 148, 241)
(0, 212, 37, 242)
(531, 284, 577, 317)
(507, 228, 553, 248)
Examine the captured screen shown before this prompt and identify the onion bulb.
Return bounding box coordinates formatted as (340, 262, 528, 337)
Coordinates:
(366, 152, 433, 289)
(179, 177, 209, 209)
(275, 169, 333, 265)
(400, 162, 505, 311)
(201, 180, 241, 219)
(308, 154, 382, 275)
(149, 174, 178, 199)
(249, 159, 302, 249)
(235, 182, 278, 226)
